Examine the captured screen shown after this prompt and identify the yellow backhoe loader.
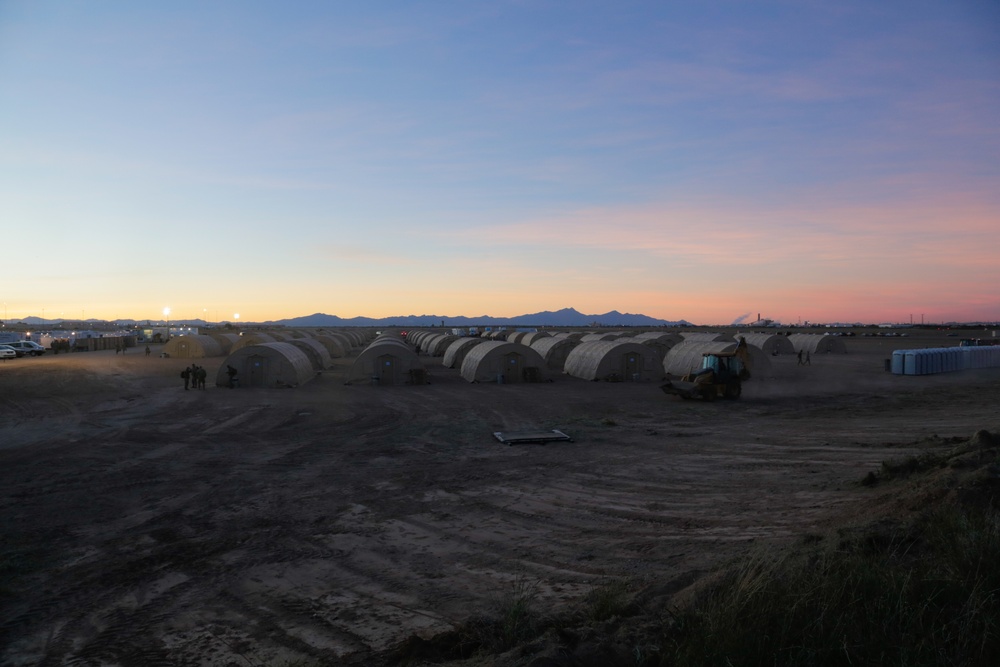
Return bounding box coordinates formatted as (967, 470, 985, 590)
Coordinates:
(660, 337, 751, 400)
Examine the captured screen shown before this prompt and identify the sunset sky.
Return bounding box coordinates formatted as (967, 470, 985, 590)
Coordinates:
(2, 1, 998, 325)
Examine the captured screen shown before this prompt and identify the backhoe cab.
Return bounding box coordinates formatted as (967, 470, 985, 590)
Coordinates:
(660, 337, 751, 401)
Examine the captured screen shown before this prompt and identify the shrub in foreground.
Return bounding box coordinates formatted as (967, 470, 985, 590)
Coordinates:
(660, 505, 1000, 666)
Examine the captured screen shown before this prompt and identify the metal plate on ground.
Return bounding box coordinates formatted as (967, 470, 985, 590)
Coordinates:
(493, 429, 573, 445)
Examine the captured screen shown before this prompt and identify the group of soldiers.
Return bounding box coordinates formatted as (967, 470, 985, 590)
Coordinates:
(181, 364, 207, 390)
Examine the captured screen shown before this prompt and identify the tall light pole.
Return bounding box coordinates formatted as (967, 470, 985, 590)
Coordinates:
(163, 307, 171, 342)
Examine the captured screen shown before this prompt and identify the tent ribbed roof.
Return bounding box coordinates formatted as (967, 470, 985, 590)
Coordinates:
(460, 341, 547, 383)
(230, 333, 277, 352)
(679, 332, 736, 342)
(663, 339, 772, 377)
(215, 342, 316, 388)
(788, 333, 848, 354)
(286, 338, 334, 369)
(207, 333, 241, 353)
(564, 340, 663, 381)
(312, 334, 348, 358)
(740, 333, 796, 356)
(346, 338, 424, 385)
(442, 337, 486, 368)
(163, 334, 224, 358)
(529, 337, 581, 371)
(519, 332, 552, 346)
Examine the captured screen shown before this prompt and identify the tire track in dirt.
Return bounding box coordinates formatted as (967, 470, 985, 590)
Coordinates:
(4, 346, 997, 665)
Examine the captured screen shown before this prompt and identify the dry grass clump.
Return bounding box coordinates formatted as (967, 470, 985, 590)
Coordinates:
(862, 429, 999, 486)
(582, 578, 632, 622)
(658, 504, 1000, 666)
(656, 432, 1000, 667)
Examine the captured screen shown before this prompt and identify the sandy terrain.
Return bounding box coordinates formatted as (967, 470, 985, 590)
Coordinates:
(1, 330, 998, 665)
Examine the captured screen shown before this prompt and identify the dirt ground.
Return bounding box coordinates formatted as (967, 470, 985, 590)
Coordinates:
(1, 329, 998, 666)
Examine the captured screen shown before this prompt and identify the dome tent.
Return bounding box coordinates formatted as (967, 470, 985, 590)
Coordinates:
(520, 332, 551, 346)
(680, 332, 735, 343)
(312, 334, 348, 358)
(460, 342, 546, 383)
(628, 332, 684, 361)
(207, 333, 241, 354)
(230, 333, 277, 352)
(740, 333, 796, 356)
(564, 341, 663, 381)
(324, 332, 356, 354)
(422, 334, 460, 356)
(163, 335, 224, 358)
(442, 337, 486, 369)
(788, 333, 847, 354)
(286, 338, 334, 370)
(405, 330, 428, 347)
(418, 333, 445, 353)
(580, 332, 624, 342)
(346, 336, 425, 385)
(530, 337, 581, 371)
(341, 330, 366, 347)
(216, 342, 316, 388)
(664, 339, 772, 378)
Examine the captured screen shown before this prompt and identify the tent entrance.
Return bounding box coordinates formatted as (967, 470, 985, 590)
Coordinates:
(246, 355, 268, 387)
(377, 354, 398, 385)
(625, 353, 640, 381)
(504, 352, 522, 383)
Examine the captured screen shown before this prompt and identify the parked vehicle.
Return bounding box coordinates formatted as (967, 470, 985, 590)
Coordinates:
(0, 345, 17, 360)
(4, 340, 47, 356)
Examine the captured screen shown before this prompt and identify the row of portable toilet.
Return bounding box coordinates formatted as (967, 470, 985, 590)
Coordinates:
(891, 346, 1000, 375)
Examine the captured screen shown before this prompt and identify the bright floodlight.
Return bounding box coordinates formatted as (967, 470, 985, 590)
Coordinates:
(163, 307, 171, 317)
(234, 313, 240, 320)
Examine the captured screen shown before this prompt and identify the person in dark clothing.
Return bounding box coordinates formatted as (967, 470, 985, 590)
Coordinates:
(181, 366, 191, 390)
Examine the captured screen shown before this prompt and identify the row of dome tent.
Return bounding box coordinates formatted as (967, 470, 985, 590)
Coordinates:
(164, 329, 369, 359)
(160, 329, 374, 388)
(162, 328, 849, 389)
(342, 329, 848, 386)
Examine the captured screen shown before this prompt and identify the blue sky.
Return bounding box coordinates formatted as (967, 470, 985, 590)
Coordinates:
(2, 1, 998, 324)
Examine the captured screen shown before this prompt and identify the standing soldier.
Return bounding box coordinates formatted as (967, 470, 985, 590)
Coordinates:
(181, 365, 191, 390)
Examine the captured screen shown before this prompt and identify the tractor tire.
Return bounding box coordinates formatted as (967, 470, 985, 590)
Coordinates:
(725, 382, 742, 399)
